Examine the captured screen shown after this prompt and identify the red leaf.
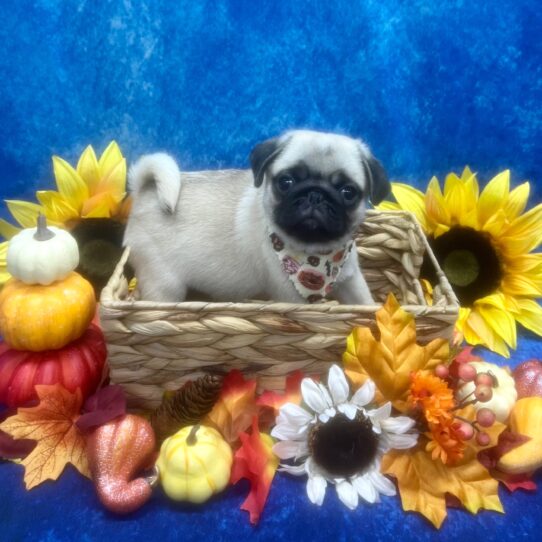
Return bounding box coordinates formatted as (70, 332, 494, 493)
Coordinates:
(230, 417, 279, 525)
(0, 409, 36, 460)
(501, 474, 538, 492)
(454, 346, 482, 365)
(204, 370, 258, 445)
(76, 385, 127, 432)
(257, 371, 304, 413)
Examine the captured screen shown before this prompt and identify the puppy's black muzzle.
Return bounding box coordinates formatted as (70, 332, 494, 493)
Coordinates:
(274, 184, 348, 243)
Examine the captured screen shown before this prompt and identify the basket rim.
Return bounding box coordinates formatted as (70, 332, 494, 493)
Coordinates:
(100, 210, 460, 314)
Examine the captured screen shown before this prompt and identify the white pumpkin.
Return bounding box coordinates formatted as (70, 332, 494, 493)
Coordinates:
(456, 361, 517, 422)
(7, 216, 79, 285)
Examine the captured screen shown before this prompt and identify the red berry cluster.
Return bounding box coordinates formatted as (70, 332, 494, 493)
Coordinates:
(435, 362, 498, 446)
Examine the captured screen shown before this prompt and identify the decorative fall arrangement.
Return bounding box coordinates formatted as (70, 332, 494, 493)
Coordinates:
(1, 151, 542, 530)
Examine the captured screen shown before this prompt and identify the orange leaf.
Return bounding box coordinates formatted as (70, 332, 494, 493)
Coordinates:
(203, 370, 258, 445)
(0, 384, 90, 489)
(343, 293, 449, 411)
(256, 371, 304, 414)
(230, 416, 279, 524)
(382, 408, 506, 528)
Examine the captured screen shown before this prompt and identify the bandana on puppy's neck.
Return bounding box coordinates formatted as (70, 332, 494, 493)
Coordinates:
(269, 232, 354, 303)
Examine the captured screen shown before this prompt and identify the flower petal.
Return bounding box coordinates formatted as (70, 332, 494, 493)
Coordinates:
(277, 403, 314, 429)
(76, 145, 101, 192)
(384, 432, 419, 450)
(367, 471, 396, 497)
(338, 403, 359, 420)
(515, 299, 542, 336)
(0, 219, 20, 240)
(350, 379, 376, 408)
(389, 183, 429, 231)
(477, 170, 509, 226)
(327, 365, 350, 405)
(367, 402, 392, 431)
(336, 480, 359, 510)
(272, 440, 308, 460)
(301, 378, 332, 414)
(98, 141, 123, 176)
(5, 200, 44, 228)
(36, 190, 78, 224)
(503, 182, 530, 220)
(425, 177, 451, 229)
(306, 474, 327, 506)
(278, 463, 306, 476)
(52, 156, 89, 211)
(352, 474, 378, 503)
(380, 416, 416, 434)
(270, 422, 308, 441)
(476, 302, 517, 349)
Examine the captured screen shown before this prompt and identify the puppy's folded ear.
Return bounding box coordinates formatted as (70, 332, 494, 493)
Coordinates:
(250, 137, 284, 187)
(362, 154, 391, 205)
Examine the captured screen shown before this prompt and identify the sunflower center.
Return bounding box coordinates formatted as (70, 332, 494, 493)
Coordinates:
(442, 249, 479, 287)
(421, 227, 502, 307)
(309, 412, 379, 478)
(69, 218, 126, 297)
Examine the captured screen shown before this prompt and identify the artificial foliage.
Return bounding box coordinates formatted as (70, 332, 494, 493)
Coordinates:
(380, 168, 542, 357)
(0, 384, 90, 489)
(151, 375, 223, 444)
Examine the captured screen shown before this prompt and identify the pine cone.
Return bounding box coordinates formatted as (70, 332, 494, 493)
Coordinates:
(151, 375, 223, 444)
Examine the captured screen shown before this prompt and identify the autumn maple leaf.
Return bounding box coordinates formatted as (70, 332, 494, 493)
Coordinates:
(343, 293, 449, 412)
(382, 406, 506, 528)
(230, 416, 279, 524)
(203, 370, 258, 445)
(0, 384, 90, 489)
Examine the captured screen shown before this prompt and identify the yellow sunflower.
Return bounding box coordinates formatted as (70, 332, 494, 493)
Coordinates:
(0, 142, 131, 294)
(380, 167, 542, 357)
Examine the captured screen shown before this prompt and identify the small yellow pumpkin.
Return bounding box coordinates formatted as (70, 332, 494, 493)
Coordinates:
(7, 215, 79, 285)
(156, 424, 232, 503)
(0, 272, 96, 351)
(498, 397, 542, 474)
(455, 361, 517, 422)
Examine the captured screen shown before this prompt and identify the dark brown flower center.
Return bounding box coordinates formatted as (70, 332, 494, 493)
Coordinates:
(69, 218, 127, 297)
(309, 412, 379, 478)
(421, 227, 502, 307)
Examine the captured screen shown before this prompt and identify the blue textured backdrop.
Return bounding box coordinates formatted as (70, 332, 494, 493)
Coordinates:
(1, 0, 541, 206)
(1, 1, 542, 540)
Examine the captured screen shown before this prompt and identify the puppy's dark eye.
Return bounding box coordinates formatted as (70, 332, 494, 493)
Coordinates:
(340, 185, 359, 202)
(277, 175, 295, 192)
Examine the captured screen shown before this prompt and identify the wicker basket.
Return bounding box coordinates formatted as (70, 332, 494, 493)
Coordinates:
(100, 210, 459, 409)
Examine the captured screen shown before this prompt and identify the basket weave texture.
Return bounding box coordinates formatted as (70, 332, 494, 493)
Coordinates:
(100, 211, 459, 409)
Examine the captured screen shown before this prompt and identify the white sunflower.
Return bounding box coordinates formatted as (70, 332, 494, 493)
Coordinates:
(271, 365, 418, 510)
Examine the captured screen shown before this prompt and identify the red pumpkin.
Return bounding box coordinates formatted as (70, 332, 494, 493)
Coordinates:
(0, 324, 107, 407)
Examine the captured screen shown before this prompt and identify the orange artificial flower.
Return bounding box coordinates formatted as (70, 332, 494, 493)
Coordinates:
(426, 418, 467, 465)
(408, 371, 455, 424)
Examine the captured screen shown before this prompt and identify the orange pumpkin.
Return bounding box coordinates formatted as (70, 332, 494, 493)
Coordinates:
(0, 324, 107, 407)
(0, 272, 96, 351)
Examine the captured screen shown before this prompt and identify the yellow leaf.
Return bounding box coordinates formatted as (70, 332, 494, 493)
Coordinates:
(343, 294, 449, 411)
(382, 447, 503, 528)
(5, 200, 43, 228)
(0, 384, 90, 489)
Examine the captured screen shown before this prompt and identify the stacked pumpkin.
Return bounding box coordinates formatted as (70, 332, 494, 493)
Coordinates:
(0, 216, 107, 407)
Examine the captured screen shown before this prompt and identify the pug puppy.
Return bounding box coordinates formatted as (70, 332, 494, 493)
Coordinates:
(124, 130, 390, 305)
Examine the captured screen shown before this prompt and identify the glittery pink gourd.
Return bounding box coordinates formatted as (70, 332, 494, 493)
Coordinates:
(514, 360, 542, 399)
(86, 414, 157, 514)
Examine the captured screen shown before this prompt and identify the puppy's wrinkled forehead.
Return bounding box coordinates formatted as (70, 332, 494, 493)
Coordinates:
(270, 131, 367, 187)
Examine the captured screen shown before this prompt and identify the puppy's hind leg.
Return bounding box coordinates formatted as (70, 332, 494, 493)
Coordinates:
(134, 263, 188, 303)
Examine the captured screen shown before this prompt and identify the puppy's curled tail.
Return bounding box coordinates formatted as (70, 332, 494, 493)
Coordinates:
(128, 153, 181, 213)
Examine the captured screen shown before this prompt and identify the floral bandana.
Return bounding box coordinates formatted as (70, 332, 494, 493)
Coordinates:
(269, 232, 354, 303)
